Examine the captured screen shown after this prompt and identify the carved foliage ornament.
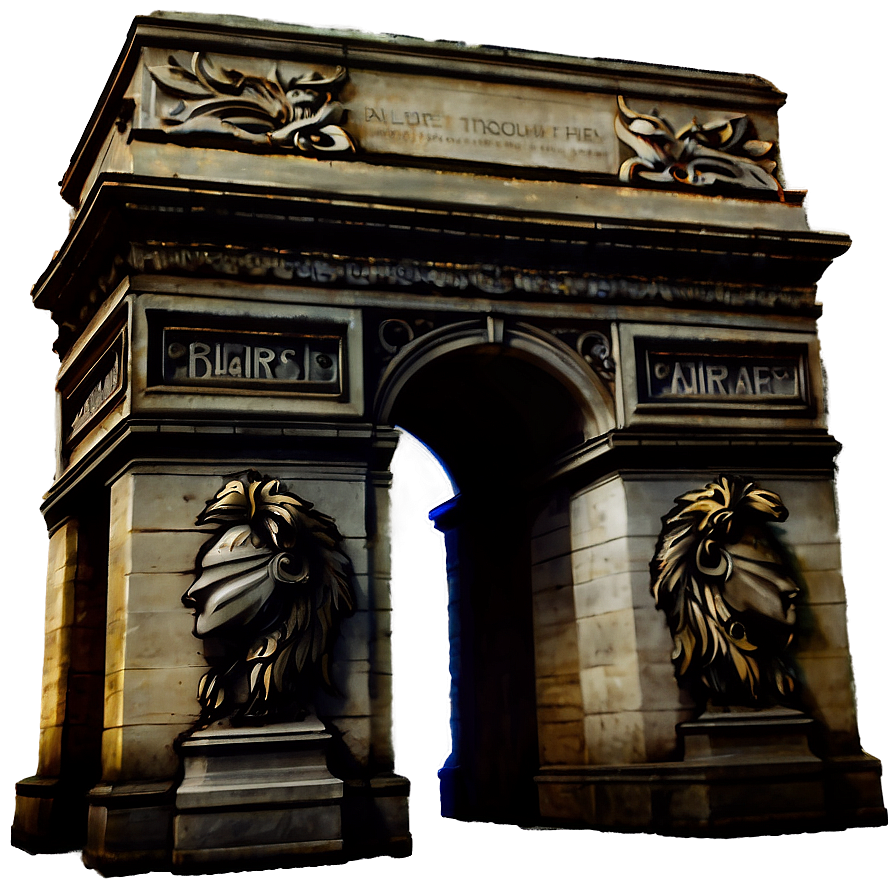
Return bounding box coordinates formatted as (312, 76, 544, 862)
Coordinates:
(183, 471, 355, 724)
(615, 96, 781, 193)
(148, 52, 355, 153)
(650, 475, 800, 707)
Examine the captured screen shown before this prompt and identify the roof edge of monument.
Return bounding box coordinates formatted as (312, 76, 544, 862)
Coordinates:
(60, 11, 787, 207)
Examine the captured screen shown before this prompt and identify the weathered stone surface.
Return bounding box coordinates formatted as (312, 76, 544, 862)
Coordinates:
(572, 571, 636, 618)
(315, 659, 373, 718)
(801, 569, 848, 604)
(532, 583, 577, 628)
(532, 552, 574, 593)
(577, 609, 638, 667)
(584, 711, 648, 765)
(101, 723, 185, 781)
(534, 620, 581, 677)
(580, 659, 642, 714)
(104, 667, 199, 728)
(531, 525, 573, 565)
(539, 720, 587, 765)
(570, 476, 628, 548)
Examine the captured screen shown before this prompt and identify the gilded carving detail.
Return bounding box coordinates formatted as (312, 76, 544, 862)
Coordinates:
(615, 96, 780, 193)
(183, 471, 355, 724)
(148, 52, 355, 153)
(650, 475, 800, 706)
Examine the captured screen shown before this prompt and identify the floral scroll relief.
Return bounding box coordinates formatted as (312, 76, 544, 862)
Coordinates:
(147, 52, 355, 153)
(615, 96, 780, 193)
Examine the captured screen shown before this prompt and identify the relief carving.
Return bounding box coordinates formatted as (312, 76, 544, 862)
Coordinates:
(575, 331, 615, 380)
(126, 243, 814, 312)
(615, 96, 781, 193)
(183, 471, 355, 724)
(650, 474, 800, 707)
(148, 52, 355, 153)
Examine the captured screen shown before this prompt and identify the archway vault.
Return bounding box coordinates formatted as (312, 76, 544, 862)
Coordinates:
(375, 316, 616, 443)
(376, 316, 615, 824)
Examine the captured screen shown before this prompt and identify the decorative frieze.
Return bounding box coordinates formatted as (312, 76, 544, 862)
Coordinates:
(127, 242, 815, 312)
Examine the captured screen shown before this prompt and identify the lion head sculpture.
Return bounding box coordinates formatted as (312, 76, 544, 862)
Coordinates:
(183, 471, 355, 725)
(650, 474, 801, 707)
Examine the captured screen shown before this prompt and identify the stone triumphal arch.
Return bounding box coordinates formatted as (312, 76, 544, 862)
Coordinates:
(12, 12, 886, 874)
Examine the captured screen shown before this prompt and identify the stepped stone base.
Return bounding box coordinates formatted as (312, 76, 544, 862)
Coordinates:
(12, 777, 87, 855)
(537, 708, 886, 835)
(172, 717, 345, 872)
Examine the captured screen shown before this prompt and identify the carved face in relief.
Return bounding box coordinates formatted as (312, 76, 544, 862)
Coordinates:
(650, 475, 801, 706)
(183, 524, 309, 638)
(725, 524, 799, 632)
(182, 472, 355, 724)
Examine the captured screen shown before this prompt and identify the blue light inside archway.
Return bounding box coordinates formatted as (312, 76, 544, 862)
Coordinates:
(389, 429, 456, 822)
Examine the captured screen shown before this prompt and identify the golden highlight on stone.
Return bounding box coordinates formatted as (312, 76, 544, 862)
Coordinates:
(184, 471, 355, 724)
(651, 474, 800, 706)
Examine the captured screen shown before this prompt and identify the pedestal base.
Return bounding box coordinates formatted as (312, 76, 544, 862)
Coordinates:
(172, 717, 345, 872)
(536, 708, 887, 835)
(12, 776, 87, 854)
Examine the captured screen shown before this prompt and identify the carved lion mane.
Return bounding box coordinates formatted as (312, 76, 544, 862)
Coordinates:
(183, 471, 355, 724)
(650, 474, 799, 707)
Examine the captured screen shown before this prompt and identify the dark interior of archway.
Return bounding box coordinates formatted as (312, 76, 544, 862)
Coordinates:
(389, 347, 585, 825)
(390, 348, 586, 494)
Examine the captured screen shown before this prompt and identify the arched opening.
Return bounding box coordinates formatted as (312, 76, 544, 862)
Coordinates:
(389, 433, 455, 826)
(380, 325, 610, 824)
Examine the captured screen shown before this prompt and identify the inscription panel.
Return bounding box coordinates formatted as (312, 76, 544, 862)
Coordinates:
(634, 338, 811, 413)
(348, 70, 617, 173)
(61, 328, 127, 444)
(152, 322, 344, 397)
(133, 298, 364, 419)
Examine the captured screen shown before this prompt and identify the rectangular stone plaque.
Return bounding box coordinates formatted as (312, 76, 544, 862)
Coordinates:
(636, 339, 809, 408)
(347, 71, 617, 174)
(155, 323, 343, 396)
(62, 328, 126, 443)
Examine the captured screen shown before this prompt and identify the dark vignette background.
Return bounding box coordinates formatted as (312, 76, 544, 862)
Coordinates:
(0, 0, 894, 892)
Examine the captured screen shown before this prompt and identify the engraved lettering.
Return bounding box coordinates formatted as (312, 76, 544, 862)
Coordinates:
(671, 362, 698, 394)
(254, 347, 275, 379)
(753, 366, 771, 394)
(734, 367, 754, 394)
(706, 364, 728, 394)
(71, 353, 121, 435)
(189, 342, 212, 378)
